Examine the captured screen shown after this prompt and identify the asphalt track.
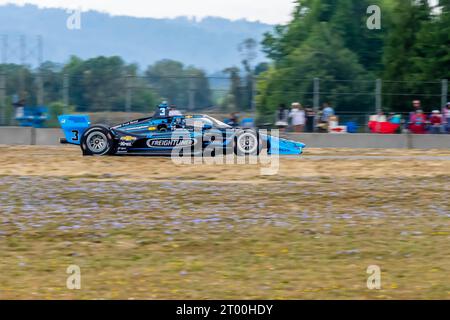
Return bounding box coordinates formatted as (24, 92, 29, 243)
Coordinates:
(298, 155, 450, 161)
(7, 153, 450, 161)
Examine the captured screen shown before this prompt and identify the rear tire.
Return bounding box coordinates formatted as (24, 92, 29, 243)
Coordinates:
(80, 125, 115, 156)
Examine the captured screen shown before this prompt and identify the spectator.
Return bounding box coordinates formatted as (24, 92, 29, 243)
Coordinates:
(388, 113, 402, 124)
(305, 106, 316, 133)
(429, 110, 443, 134)
(316, 106, 327, 133)
(444, 103, 450, 133)
(289, 102, 305, 133)
(387, 112, 395, 122)
(409, 109, 427, 134)
(321, 102, 335, 122)
(275, 104, 289, 132)
(388, 112, 402, 133)
(228, 112, 240, 128)
(409, 100, 422, 123)
(374, 111, 387, 122)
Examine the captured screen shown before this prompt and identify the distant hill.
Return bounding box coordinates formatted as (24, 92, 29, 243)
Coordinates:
(0, 4, 273, 72)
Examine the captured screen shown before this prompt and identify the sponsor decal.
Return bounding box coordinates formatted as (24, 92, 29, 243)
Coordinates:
(148, 127, 157, 131)
(123, 125, 148, 131)
(113, 120, 138, 129)
(146, 138, 196, 148)
(120, 136, 137, 142)
(119, 141, 133, 147)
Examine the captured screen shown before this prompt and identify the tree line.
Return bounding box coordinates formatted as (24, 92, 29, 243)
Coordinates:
(1, 0, 449, 124)
(256, 0, 450, 123)
(0, 56, 214, 114)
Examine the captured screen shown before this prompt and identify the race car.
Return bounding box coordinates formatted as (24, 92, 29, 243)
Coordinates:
(58, 104, 305, 156)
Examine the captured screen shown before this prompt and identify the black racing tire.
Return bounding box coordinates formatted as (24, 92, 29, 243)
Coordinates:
(80, 125, 115, 156)
(234, 130, 261, 156)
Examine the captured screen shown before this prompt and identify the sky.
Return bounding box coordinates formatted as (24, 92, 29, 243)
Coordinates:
(0, 0, 297, 24)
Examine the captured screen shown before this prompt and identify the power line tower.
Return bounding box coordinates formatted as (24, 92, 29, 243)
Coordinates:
(0, 34, 44, 104)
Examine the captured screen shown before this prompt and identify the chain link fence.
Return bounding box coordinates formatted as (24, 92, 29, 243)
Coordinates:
(0, 72, 448, 130)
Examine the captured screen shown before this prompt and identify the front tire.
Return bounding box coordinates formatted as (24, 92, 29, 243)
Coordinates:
(80, 125, 115, 156)
(234, 130, 260, 156)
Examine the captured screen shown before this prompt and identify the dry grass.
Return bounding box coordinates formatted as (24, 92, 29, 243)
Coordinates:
(0, 146, 448, 299)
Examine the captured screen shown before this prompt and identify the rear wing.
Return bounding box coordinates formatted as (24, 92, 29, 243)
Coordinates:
(58, 115, 91, 145)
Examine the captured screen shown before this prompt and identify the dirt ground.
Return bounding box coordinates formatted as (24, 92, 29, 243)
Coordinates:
(1, 145, 449, 181)
(0, 145, 449, 299)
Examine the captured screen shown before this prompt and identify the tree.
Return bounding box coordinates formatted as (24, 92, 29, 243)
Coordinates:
(223, 67, 244, 111)
(185, 66, 212, 109)
(257, 23, 371, 124)
(0, 63, 36, 106)
(382, 0, 432, 111)
(146, 59, 211, 109)
(238, 38, 259, 110)
(40, 61, 63, 105)
(146, 59, 187, 107)
(62, 56, 157, 112)
(412, 0, 450, 108)
(258, 0, 381, 123)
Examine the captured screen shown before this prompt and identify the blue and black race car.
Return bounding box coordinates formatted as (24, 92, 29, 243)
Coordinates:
(58, 104, 305, 156)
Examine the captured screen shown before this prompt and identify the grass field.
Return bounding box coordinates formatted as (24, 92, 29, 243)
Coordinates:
(0, 146, 449, 299)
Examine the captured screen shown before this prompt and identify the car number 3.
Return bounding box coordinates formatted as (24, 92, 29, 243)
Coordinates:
(71, 130, 79, 141)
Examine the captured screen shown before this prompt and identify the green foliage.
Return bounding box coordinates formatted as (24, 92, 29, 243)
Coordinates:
(63, 56, 127, 112)
(145, 59, 212, 109)
(382, 0, 433, 111)
(258, 0, 448, 119)
(258, 0, 387, 121)
(222, 67, 246, 111)
(0, 63, 37, 105)
(45, 101, 75, 128)
(0, 56, 213, 118)
(409, 0, 450, 110)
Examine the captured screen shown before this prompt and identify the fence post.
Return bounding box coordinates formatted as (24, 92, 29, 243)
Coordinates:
(375, 78, 382, 114)
(313, 77, 320, 111)
(188, 76, 195, 110)
(251, 73, 256, 113)
(125, 73, 132, 113)
(441, 79, 448, 109)
(0, 72, 5, 125)
(36, 72, 44, 106)
(63, 73, 69, 113)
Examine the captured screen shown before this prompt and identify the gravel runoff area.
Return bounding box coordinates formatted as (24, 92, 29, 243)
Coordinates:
(0, 146, 449, 299)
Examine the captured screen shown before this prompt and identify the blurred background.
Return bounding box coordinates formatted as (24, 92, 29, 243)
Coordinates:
(0, 0, 448, 130)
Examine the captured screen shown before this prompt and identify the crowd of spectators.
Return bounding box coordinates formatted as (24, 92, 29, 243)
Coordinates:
(370, 100, 450, 134)
(274, 100, 450, 134)
(275, 102, 336, 133)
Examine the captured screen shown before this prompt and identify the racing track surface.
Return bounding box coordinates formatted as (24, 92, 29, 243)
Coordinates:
(0, 146, 449, 299)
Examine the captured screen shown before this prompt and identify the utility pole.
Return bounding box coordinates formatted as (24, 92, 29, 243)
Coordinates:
(313, 78, 320, 111)
(375, 79, 382, 114)
(1, 35, 7, 125)
(125, 73, 132, 112)
(1, 35, 7, 64)
(1, 35, 44, 103)
(441, 79, 448, 110)
(0, 34, 8, 125)
(19, 35, 26, 100)
(0, 72, 5, 125)
(63, 73, 69, 113)
(36, 35, 44, 105)
(188, 76, 195, 111)
(251, 72, 256, 113)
